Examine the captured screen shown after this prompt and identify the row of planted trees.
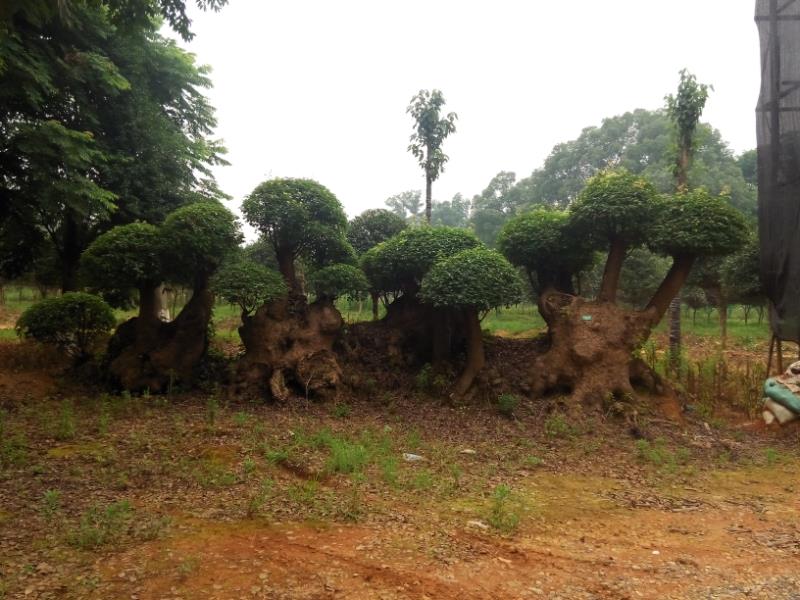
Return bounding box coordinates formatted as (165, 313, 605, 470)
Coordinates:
(17, 168, 749, 405)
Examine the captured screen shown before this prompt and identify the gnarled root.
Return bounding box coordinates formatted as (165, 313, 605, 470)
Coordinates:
(236, 297, 344, 401)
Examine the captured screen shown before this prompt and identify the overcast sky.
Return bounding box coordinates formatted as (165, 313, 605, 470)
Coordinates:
(175, 0, 761, 221)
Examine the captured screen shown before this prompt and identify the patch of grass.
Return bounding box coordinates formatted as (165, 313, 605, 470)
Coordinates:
(265, 448, 290, 465)
(487, 484, 522, 533)
(634, 438, 691, 472)
(409, 468, 434, 491)
(544, 413, 574, 439)
(177, 556, 199, 580)
(497, 393, 519, 418)
(40, 489, 62, 523)
(54, 400, 77, 441)
(287, 481, 321, 508)
(332, 403, 352, 419)
(232, 412, 251, 427)
(246, 477, 274, 518)
(205, 393, 219, 427)
(764, 447, 783, 466)
(326, 438, 369, 474)
(415, 364, 432, 391)
(242, 456, 257, 477)
(0, 410, 27, 468)
(524, 455, 544, 468)
(69, 501, 134, 550)
(379, 456, 399, 487)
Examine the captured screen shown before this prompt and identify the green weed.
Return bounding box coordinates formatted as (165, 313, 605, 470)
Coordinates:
(487, 484, 522, 533)
(41, 489, 62, 523)
(54, 400, 76, 441)
(497, 393, 519, 418)
(69, 501, 134, 550)
(332, 403, 352, 419)
(544, 413, 573, 439)
(326, 438, 368, 474)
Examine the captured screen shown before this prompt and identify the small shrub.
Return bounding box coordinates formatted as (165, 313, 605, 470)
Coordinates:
(15, 293, 115, 361)
(497, 393, 519, 418)
(488, 484, 522, 533)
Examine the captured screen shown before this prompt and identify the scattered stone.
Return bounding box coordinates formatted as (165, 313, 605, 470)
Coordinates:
(402, 453, 425, 462)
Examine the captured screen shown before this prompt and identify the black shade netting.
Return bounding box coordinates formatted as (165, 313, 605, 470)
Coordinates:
(757, 0, 800, 342)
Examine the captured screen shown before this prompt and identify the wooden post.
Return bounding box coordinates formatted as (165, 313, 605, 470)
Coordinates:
(768, 334, 776, 375)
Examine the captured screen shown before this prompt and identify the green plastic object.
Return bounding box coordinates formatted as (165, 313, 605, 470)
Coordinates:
(763, 378, 800, 414)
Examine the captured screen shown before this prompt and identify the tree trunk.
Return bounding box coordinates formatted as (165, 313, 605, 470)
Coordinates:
(531, 292, 654, 404)
(598, 238, 627, 303)
(370, 290, 379, 321)
(451, 308, 484, 398)
(60, 211, 82, 293)
(645, 254, 696, 322)
(425, 175, 432, 224)
(677, 147, 690, 191)
(277, 250, 299, 292)
(105, 279, 214, 392)
(668, 297, 681, 371)
(236, 297, 344, 401)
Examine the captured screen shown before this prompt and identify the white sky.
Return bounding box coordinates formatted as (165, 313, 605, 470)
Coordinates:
(176, 0, 761, 221)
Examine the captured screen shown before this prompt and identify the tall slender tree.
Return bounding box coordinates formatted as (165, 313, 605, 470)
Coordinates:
(664, 69, 712, 369)
(406, 90, 457, 224)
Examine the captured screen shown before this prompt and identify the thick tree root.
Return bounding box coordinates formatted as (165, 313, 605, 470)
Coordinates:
(105, 289, 213, 392)
(532, 293, 657, 406)
(236, 297, 343, 401)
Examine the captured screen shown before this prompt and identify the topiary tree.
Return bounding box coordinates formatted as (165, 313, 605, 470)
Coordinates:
(498, 209, 593, 307)
(361, 226, 482, 366)
(365, 226, 481, 296)
(646, 189, 750, 320)
(308, 264, 369, 302)
(569, 169, 659, 303)
(16, 292, 115, 362)
(420, 248, 523, 396)
(347, 209, 407, 255)
(81, 222, 163, 324)
(242, 178, 348, 292)
(527, 181, 749, 404)
(721, 235, 763, 325)
(348, 209, 407, 319)
(160, 201, 242, 292)
(211, 258, 287, 318)
(94, 201, 241, 392)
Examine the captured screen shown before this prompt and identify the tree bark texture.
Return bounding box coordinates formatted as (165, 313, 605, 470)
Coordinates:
(236, 296, 344, 401)
(451, 308, 485, 398)
(598, 238, 627, 303)
(532, 293, 657, 404)
(106, 285, 214, 392)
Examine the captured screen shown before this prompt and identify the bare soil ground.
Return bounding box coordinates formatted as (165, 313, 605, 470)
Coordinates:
(1, 340, 799, 600)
